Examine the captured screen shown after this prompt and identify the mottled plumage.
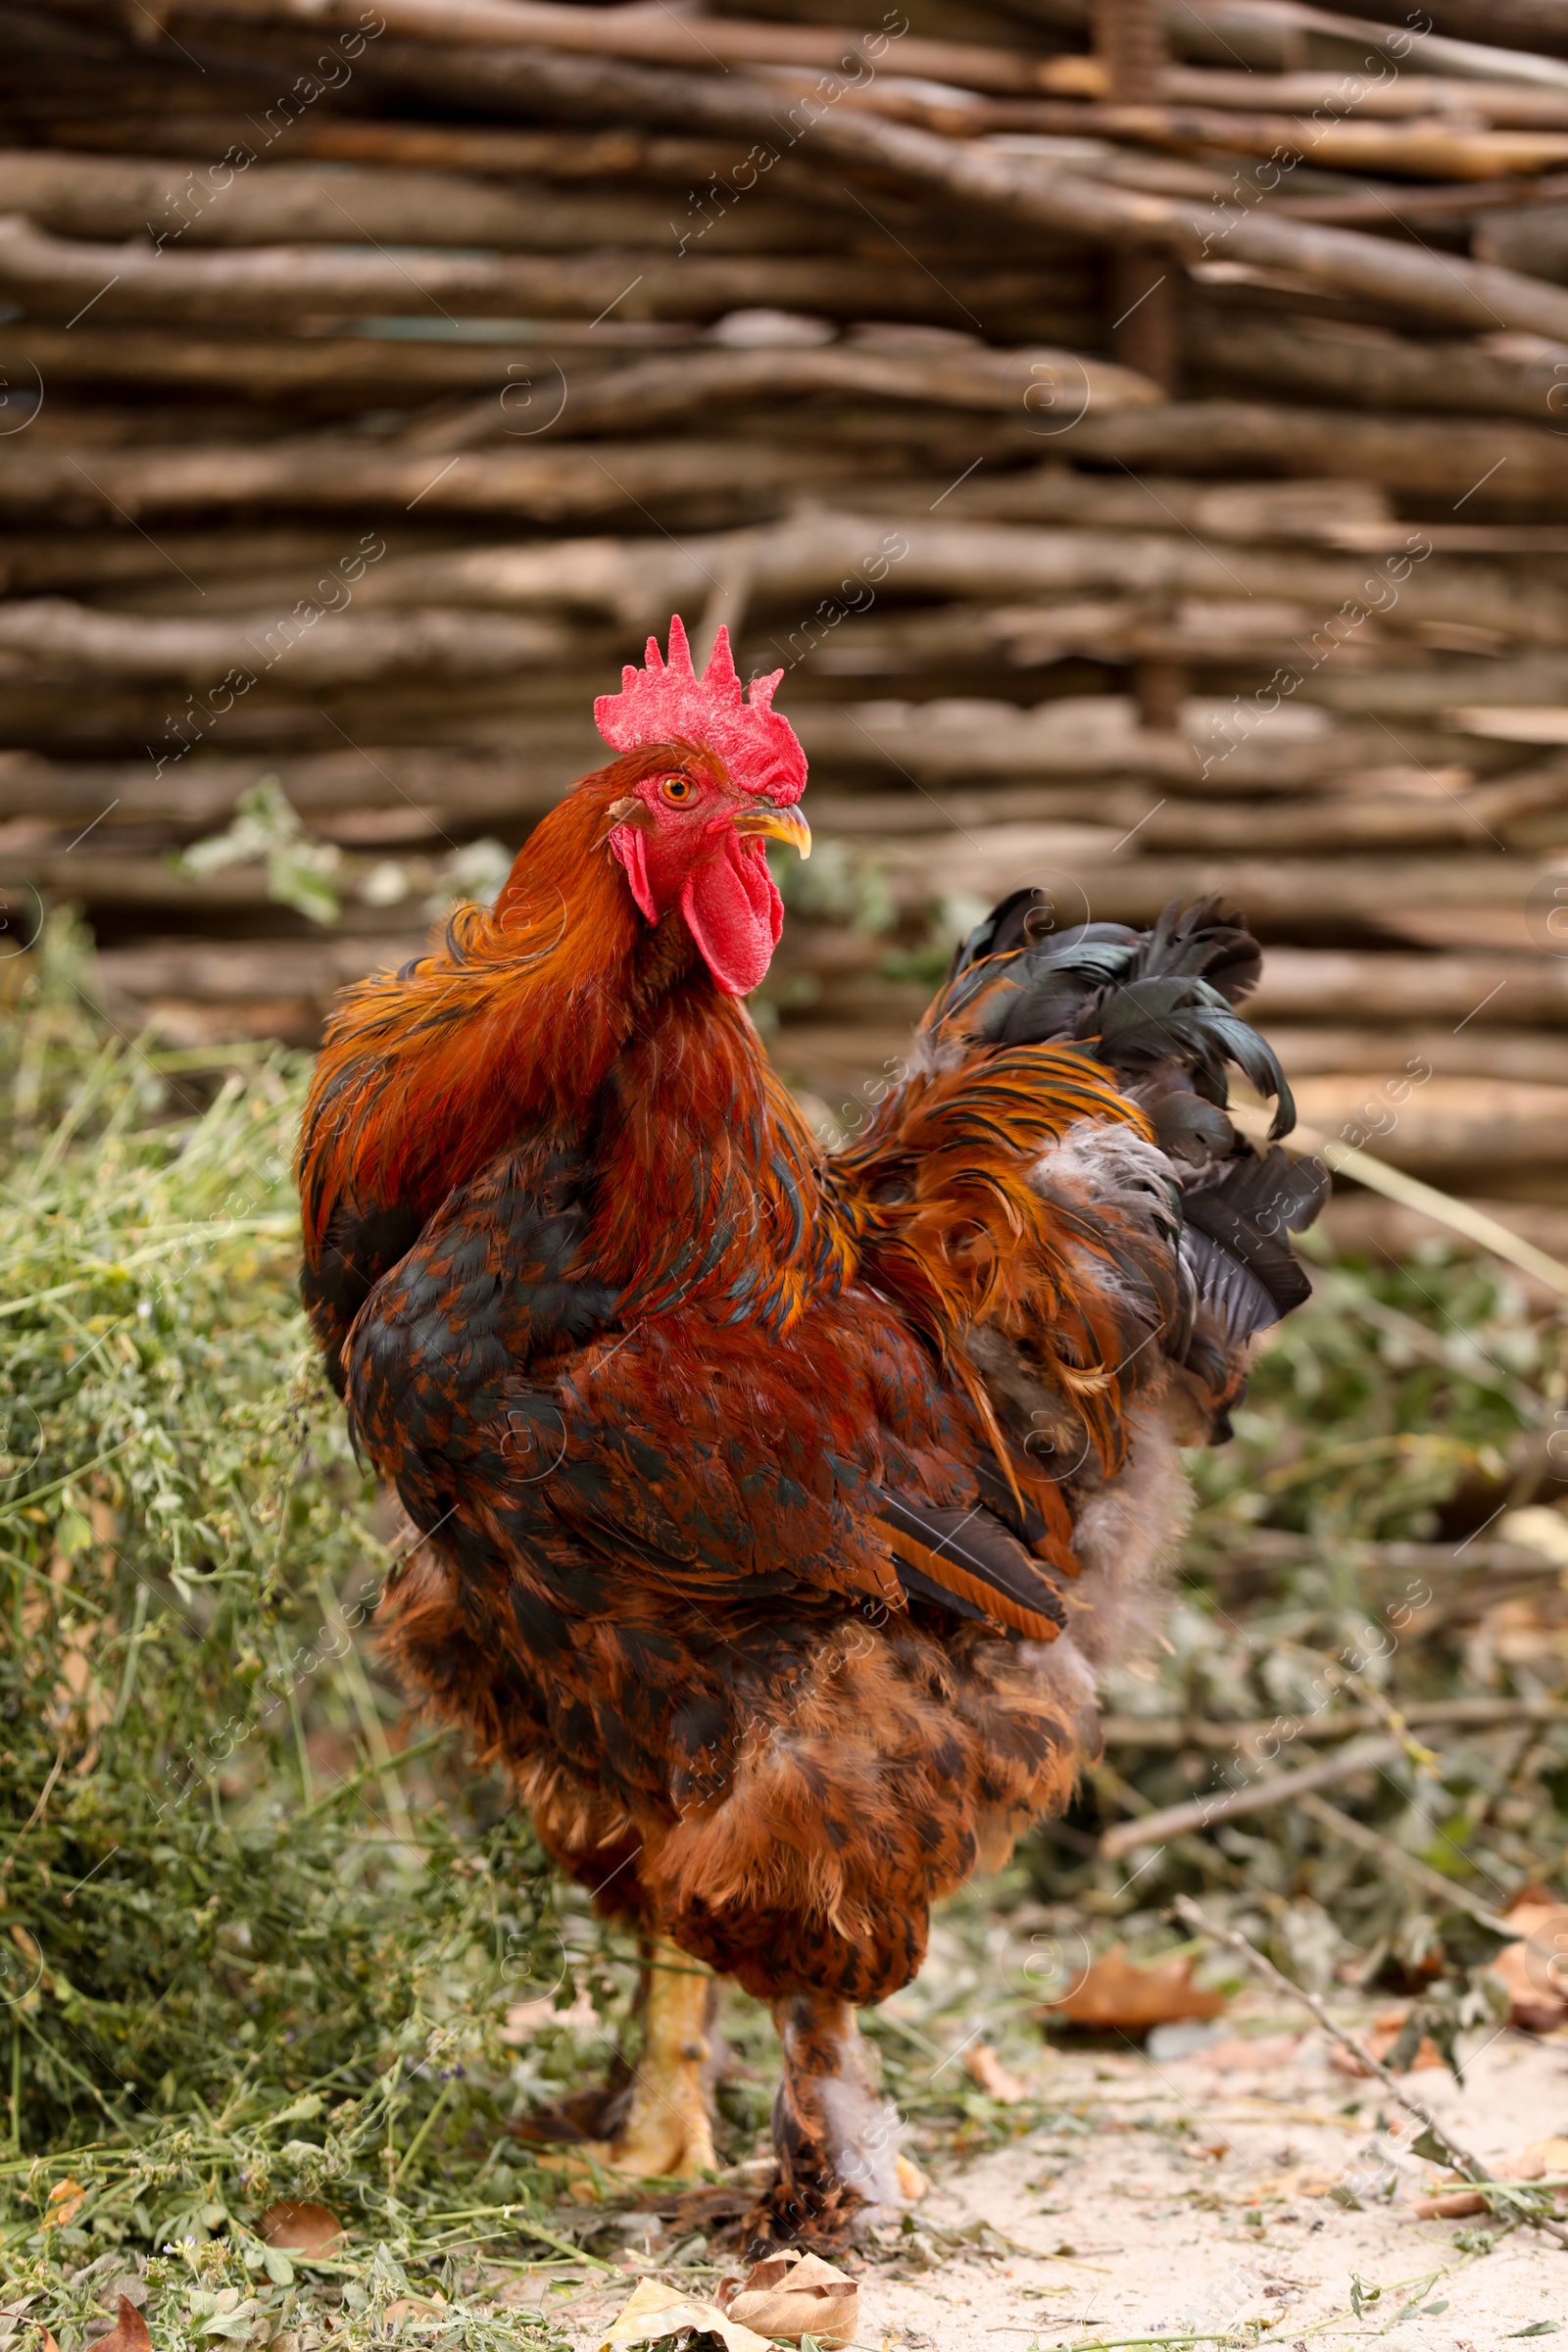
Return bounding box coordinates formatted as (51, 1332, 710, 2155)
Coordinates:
(298, 630, 1322, 2247)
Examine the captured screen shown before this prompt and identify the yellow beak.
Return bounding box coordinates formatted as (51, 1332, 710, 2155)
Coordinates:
(734, 800, 811, 859)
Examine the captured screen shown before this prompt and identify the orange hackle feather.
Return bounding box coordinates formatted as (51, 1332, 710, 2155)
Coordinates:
(299, 753, 855, 1334)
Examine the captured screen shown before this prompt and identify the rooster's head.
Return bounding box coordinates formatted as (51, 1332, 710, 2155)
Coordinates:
(593, 614, 810, 996)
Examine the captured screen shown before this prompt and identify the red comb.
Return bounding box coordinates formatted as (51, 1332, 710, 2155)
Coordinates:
(594, 615, 807, 804)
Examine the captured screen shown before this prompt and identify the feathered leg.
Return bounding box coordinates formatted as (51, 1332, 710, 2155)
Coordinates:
(591, 1936, 719, 2181)
(746, 1993, 906, 2253)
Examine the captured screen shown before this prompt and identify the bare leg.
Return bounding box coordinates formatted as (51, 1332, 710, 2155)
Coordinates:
(593, 1936, 718, 2181)
(746, 1992, 904, 2253)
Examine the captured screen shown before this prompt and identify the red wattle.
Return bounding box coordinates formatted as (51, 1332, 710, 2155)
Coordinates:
(681, 835, 783, 996)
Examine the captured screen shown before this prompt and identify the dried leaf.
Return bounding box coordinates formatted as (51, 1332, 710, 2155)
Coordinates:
(1484, 1905, 1568, 2034)
(1192, 2034, 1303, 2073)
(598, 2275, 771, 2352)
(1328, 2009, 1446, 2077)
(91, 2301, 152, 2352)
(382, 2296, 447, 2327)
(1510, 2134, 1568, 2189)
(963, 2041, 1029, 2103)
(1283, 2169, 1342, 2198)
(720, 2249, 860, 2348)
(1414, 2187, 1490, 2219)
(40, 2178, 84, 2230)
(256, 2199, 343, 2252)
(1041, 1944, 1227, 2033)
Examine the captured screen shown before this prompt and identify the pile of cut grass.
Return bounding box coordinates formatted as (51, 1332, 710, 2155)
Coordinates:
(0, 925, 596, 2346)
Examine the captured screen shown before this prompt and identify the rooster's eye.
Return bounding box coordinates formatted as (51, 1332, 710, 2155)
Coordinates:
(660, 775, 696, 805)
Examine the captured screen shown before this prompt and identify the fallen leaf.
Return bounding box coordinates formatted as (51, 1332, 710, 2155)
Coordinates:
(963, 2041, 1028, 2103)
(1417, 2135, 1568, 2218)
(1484, 1905, 1568, 2034)
(1511, 2134, 1568, 2192)
(1193, 2034, 1303, 2074)
(1041, 1944, 1226, 2034)
(382, 2295, 447, 2327)
(1414, 2187, 1490, 2219)
(40, 2179, 84, 2230)
(895, 2151, 932, 2201)
(598, 2276, 770, 2352)
(1328, 2009, 1445, 2078)
(88, 2302, 151, 2352)
(256, 2199, 344, 2252)
(719, 2249, 859, 2348)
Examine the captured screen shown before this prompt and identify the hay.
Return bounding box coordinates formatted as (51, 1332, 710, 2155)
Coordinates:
(0, 922, 585, 2346)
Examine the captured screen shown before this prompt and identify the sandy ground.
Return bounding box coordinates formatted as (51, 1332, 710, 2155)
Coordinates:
(542, 2015, 1568, 2351)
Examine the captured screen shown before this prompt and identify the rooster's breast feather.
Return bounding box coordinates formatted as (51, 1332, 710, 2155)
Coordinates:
(341, 1134, 1072, 1646)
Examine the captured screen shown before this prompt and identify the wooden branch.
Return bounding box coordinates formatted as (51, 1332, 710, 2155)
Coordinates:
(339, 504, 1568, 647)
(86, 9, 1549, 321)
(0, 521, 423, 598)
(1298, 1790, 1518, 1936)
(0, 438, 892, 525)
(882, 95, 1568, 181)
(167, 0, 1077, 100)
(328, 41, 1568, 343)
(40, 115, 764, 183)
(1251, 947, 1568, 1028)
(1345, 0, 1568, 63)
(1321, 1188, 1568, 1270)
(0, 149, 846, 256)
(865, 833, 1542, 929)
(0, 323, 696, 406)
(396, 341, 1162, 455)
(814, 770, 1568, 854)
(1188, 312, 1568, 424)
(1277, 175, 1568, 229)
(1157, 70, 1568, 125)
(1060, 400, 1568, 504)
(1477, 202, 1568, 286)
(0, 598, 580, 684)
(1098, 1734, 1399, 1855)
(0, 852, 448, 915)
(1267, 1023, 1568, 1084)
(1102, 1693, 1568, 1749)
(0, 215, 1092, 329)
(1284, 1073, 1568, 1174)
(0, 749, 587, 825)
(94, 933, 427, 1000)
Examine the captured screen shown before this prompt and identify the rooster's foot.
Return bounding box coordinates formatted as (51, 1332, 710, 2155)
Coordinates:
(586, 1936, 718, 2182)
(743, 1991, 905, 2255)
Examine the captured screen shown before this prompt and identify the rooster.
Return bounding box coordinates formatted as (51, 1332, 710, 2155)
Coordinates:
(297, 619, 1323, 2248)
